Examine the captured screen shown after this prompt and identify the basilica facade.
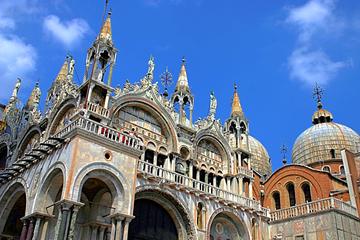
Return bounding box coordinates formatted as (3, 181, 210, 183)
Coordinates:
(0, 12, 359, 240)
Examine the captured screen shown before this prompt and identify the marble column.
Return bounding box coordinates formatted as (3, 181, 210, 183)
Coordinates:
(104, 92, 111, 109)
(68, 205, 82, 240)
(189, 162, 193, 178)
(238, 177, 243, 196)
(56, 203, 71, 240)
(91, 225, 98, 240)
(249, 181, 253, 199)
(114, 217, 124, 240)
(110, 218, 116, 240)
(25, 218, 34, 240)
(153, 152, 158, 166)
(99, 226, 106, 240)
(122, 217, 134, 240)
(227, 177, 231, 192)
(32, 217, 42, 240)
(20, 220, 28, 240)
(164, 156, 170, 170)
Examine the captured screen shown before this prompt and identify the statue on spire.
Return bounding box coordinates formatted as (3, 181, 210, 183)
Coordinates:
(141, 55, 155, 88)
(11, 78, 21, 102)
(209, 91, 217, 120)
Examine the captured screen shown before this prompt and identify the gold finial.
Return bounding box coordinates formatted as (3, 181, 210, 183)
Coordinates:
(231, 83, 244, 117)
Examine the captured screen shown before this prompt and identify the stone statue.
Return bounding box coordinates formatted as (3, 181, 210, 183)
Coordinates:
(11, 78, 21, 100)
(33, 83, 41, 105)
(147, 55, 155, 77)
(209, 91, 217, 119)
(69, 57, 75, 76)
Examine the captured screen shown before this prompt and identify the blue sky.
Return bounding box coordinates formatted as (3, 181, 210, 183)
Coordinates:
(1, 0, 359, 171)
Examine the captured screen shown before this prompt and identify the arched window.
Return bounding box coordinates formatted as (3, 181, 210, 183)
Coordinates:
(322, 166, 331, 172)
(301, 183, 312, 203)
(339, 165, 345, 175)
(330, 149, 336, 159)
(286, 183, 296, 207)
(272, 191, 281, 210)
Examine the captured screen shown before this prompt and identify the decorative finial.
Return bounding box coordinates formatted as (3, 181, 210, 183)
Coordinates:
(281, 144, 287, 165)
(182, 56, 186, 65)
(161, 67, 173, 97)
(313, 83, 323, 109)
(234, 83, 237, 91)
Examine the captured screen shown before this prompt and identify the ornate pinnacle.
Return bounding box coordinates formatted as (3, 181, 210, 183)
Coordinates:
(313, 83, 323, 109)
(160, 67, 173, 97)
(281, 144, 287, 165)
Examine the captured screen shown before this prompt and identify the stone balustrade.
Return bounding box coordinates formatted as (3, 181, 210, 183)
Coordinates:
(0, 117, 142, 183)
(54, 117, 142, 150)
(137, 160, 267, 215)
(120, 120, 167, 145)
(270, 197, 358, 222)
(237, 166, 254, 178)
(83, 102, 110, 119)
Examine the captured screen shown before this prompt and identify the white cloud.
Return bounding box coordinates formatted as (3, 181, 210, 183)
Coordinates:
(286, 0, 335, 42)
(288, 47, 346, 86)
(0, 34, 37, 101)
(0, 0, 39, 30)
(285, 0, 346, 86)
(0, 0, 38, 101)
(43, 15, 90, 48)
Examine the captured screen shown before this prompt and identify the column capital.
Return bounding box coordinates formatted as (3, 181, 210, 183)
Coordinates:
(55, 199, 84, 210)
(108, 212, 135, 222)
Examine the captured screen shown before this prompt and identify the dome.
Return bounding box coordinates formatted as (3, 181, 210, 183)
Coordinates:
(292, 122, 360, 165)
(248, 135, 272, 176)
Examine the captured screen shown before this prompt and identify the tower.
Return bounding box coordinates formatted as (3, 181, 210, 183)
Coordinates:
(171, 58, 194, 126)
(224, 84, 251, 173)
(79, 12, 117, 122)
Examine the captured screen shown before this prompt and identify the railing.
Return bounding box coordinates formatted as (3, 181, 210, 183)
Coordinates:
(137, 160, 265, 213)
(84, 102, 110, 119)
(54, 117, 142, 151)
(120, 120, 167, 144)
(270, 197, 358, 222)
(237, 166, 254, 178)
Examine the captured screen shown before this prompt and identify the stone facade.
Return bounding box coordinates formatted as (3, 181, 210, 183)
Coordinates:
(0, 8, 359, 240)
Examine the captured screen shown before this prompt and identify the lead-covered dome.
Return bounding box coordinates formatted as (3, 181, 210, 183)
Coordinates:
(292, 97, 360, 166)
(248, 135, 272, 176)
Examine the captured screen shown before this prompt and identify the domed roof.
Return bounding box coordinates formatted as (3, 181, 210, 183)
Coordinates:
(293, 86, 360, 166)
(248, 135, 272, 176)
(292, 122, 360, 165)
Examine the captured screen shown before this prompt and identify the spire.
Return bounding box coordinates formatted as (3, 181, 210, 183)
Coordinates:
(98, 12, 112, 42)
(26, 81, 41, 111)
(175, 57, 190, 92)
(231, 84, 244, 118)
(55, 57, 70, 83)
